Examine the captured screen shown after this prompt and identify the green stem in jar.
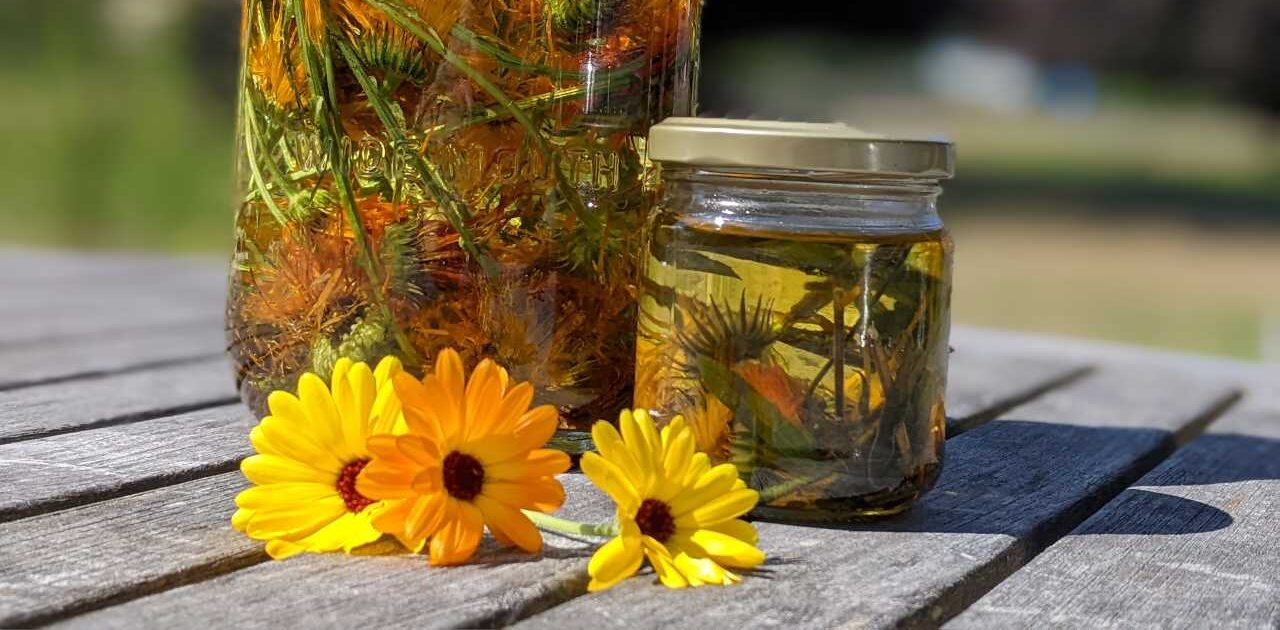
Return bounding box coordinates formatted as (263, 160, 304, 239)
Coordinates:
(288, 0, 419, 364)
(334, 38, 497, 279)
(755, 472, 836, 504)
(832, 284, 847, 421)
(240, 95, 289, 226)
(366, 0, 602, 234)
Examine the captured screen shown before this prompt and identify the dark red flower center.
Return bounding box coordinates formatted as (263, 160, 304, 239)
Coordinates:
(336, 458, 375, 513)
(443, 451, 485, 501)
(635, 498, 677, 543)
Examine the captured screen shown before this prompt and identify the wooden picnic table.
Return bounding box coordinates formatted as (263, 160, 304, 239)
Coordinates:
(0, 248, 1277, 629)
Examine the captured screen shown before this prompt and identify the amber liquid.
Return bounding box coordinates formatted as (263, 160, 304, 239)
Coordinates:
(636, 215, 953, 521)
(228, 0, 699, 439)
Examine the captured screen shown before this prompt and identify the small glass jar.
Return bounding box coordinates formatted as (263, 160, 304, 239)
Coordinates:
(636, 119, 955, 522)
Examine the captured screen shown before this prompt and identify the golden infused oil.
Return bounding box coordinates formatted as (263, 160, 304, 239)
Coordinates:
(637, 218, 953, 521)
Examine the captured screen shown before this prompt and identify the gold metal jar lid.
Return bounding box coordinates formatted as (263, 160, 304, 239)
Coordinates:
(647, 118, 954, 178)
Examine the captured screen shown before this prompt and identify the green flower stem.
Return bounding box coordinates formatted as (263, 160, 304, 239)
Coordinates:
(523, 511, 618, 539)
(289, 0, 419, 364)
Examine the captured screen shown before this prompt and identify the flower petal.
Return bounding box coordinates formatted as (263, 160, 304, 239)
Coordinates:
(475, 495, 541, 554)
(580, 452, 640, 508)
(338, 360, 378, 455)
(292, 511, 383, 554)
(706, 518, 759, 546)
(483, 478, 566, 513)
(235, 482, 337, 510)
(489, 381, 535, 435)
(356, 459, 419, 500)
(463, 360, 504, 439)
(431, 349, 467, 439)
(241, 454, 335, 486)
(487, 449, 571, 482)
(404, 492, 450, 541)
(688, 528, 765, 569)
(251, 416, 343, 472)
(298, 373, 352, 460)
(592, 420, 645, 485)
(642, 537, 687, 589)
(428, 499, 484, 565)
(394, 372, 448, 442)
(669, 463, 739, 517)
(243, 495, 346, 540)
(690, 488, 760, 527)
(373, 355, 403, 387)
(587, 535, 644, 592)
(396, 435, 442, 467)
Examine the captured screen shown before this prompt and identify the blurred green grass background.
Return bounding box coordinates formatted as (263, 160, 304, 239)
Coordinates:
(2, 1, 1278, 362)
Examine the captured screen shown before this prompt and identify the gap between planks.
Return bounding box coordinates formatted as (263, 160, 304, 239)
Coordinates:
(14, 349, 1097, 629)
(0, 357, 240, 447)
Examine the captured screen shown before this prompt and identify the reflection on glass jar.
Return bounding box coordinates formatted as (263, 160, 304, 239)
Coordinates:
(637, 119, 956, 522)
(227, 0, 702, 445)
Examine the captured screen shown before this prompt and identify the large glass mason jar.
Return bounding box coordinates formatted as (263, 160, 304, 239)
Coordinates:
(636, 119, 955, 521)
(228, 0, 702, 441)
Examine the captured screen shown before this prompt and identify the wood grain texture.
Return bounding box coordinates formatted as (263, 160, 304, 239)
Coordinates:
(947, 396, 1280, 629)
(0, 474, 263, 628)
(29, 346, 1103, 629)
(513, 367, 1240, 630)
(0, 358, 237, 443)
(0, 324, 226, 391)
(944, 348, 1090, 434)
(0, 250, 225, 346)
(0, 249, 223, 290)
(0, 404, 253, 522)
(46, 476, 614, 630)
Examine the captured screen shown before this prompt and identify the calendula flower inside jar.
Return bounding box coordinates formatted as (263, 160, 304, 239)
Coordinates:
(636, 119, 956, 522)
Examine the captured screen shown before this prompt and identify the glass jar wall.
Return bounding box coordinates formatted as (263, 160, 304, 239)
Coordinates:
(228, 0, 701, 441)
(636, 119, 955, 521)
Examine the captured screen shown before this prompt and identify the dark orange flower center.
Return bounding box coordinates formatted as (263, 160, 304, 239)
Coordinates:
(337, 458, 375, 513)
(635, 498, 676, 543)
(443, 451, 485, 501)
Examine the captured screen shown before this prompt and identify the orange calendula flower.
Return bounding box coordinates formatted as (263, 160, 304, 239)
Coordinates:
(736, 361, 806, 425)
(357, 348, 571, 565)
(232, 356, 404, 559)
(583, 409, 765, 591)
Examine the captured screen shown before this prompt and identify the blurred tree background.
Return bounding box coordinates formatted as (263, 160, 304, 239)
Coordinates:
(2, 0, 1278, 361)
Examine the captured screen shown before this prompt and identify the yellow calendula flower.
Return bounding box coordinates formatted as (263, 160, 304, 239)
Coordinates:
(232, 356, 404, 559)
(686, 392, 732, 457)
(357, 348, 571, 565)
(582, 409, 765, 591)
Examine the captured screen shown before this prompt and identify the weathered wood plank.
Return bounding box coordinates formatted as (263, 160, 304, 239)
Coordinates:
(33, 475, 610, 630)
(0, 474, 263, 629)
(0, 358, 237, 444)
(944, 350, 1090, 434)
(0, 252, 224, 346)
(0, 249, 223, 290)
(512, 367, 1240, 630)
(947, 397, 1280, 629)
(29, 346, 1086, 629)
(0, 325, 226, 391)
(0, 305, 222, 347)
(0, 404, 253, 522)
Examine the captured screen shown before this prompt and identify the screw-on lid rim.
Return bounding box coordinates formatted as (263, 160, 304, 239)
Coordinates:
(647, 117, 955, 178)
